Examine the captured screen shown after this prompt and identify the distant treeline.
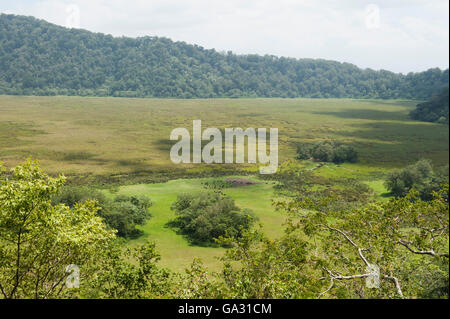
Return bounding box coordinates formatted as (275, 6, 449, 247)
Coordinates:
(410, 87, 449, 124)
(0, 14, 449, 99)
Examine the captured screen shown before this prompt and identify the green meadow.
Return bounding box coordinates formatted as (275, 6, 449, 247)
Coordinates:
(1, 96, 448, 271)
(102, 176, 283, 272)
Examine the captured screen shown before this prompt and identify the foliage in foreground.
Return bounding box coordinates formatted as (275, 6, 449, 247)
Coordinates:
(275, 186, 449, 298)
(169, 192, 256, 246)
(0, 159, 115, 298)
(91, 183, 449, 299)
(52, 186, 152, 238)
(86, 241, 174, 299)
(0, 160, 448, 299)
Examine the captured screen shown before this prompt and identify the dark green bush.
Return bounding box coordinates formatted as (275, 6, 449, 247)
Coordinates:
(297, 140, 358, 163)
(202, 179, 233, 190)
(52, 186, 152, 238)
(410, 87, 449, 124)
(52, 185, 107, 207)
(100, 195, 153, 238)
(385, 159, 449, 200)
(169, 192, 256, 246)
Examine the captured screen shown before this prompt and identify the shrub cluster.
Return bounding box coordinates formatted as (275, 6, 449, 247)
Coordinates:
(385, 159, 449, 200)
(297, 140, 358, 163)
(169, 192, 256, 245)
(52, 186, 152, 238)
(202, 179, 233, 190)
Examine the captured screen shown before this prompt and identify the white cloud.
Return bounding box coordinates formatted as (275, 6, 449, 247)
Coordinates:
(1, 0, 448, 73)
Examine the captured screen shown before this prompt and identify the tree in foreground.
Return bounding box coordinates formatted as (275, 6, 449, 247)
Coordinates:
(1, 159, 447, 299)
(88, 241, 174, 299)
(0, 159, 115, 299)
(275, 185, 449, 298)
(52, 186, 152, 238)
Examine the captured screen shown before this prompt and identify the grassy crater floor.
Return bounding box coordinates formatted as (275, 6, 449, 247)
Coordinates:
(1, 96, 448, 180)
(102, 176, 285, 272)
(0, 96, 448, 271)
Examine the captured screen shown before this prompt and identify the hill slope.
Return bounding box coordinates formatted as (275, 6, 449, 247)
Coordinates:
(0, 14, 448, 99)
(410, 87, 449, 124)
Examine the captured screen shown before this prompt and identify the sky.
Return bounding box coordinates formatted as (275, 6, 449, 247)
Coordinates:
(0, 0, 448, 74)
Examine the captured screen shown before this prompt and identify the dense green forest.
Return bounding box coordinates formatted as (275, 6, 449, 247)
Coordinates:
(410, 87, 449, 124)
(0, 14, 448, 99)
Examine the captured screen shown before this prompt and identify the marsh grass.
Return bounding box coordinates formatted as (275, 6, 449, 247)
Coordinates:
(0, 96, 447, 181)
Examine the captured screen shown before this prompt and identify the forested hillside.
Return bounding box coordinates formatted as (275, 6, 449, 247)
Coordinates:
(410, 87, 449, 124)
(0, 14, 448, 99)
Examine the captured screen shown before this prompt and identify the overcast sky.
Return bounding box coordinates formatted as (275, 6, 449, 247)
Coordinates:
(1, 0, 448, 73)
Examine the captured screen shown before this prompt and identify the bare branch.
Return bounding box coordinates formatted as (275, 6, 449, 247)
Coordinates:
(318, 277, 334, 299)
(325, 226, 358, 247)
(0, 282, 8, 299)
(318, 267, 374, 298)
(324, 267, 372, 280)
(324, 225, 371, 267)
(398, 239, 449, 258)
(384, 275, 404, 298)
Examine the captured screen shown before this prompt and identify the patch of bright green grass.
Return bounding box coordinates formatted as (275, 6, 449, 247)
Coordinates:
(103, 176, 287, 272)
(365, 179, 391, 201)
